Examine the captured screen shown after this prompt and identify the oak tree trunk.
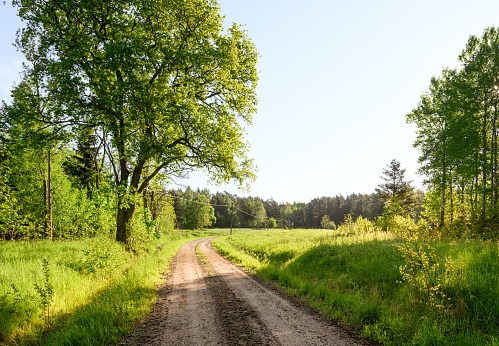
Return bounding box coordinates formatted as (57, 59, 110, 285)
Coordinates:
(116, 203, 136, 243)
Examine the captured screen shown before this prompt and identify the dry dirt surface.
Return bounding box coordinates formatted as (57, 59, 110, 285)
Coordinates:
(121, 237, 375, 346)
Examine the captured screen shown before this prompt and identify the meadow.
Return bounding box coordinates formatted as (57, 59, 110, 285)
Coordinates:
(0, 230, 227, 345)
(213, 222, 499, 346)
(3, 222, 499, 346)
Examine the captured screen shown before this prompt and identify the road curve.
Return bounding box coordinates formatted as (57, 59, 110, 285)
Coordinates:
(121, 237, 372, 346)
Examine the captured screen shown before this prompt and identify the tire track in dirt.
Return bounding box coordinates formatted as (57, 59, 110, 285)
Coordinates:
(122, 238, 224, 345)
(199, 238, 370, 346)
(197, 240, 280, 345)
(122, 237, 373, 346)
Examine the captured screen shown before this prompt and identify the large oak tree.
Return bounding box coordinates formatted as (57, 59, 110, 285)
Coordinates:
(11, 0, 259, 243)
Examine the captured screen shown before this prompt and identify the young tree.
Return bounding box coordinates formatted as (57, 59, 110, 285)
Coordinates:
(184, 194, 216, 230)
(12, 0, 259, 244)
(321, 215, 335, 229)
(63, 132, 102, 195)
(376, 159, 417, 213)
(265, 217, 275, 229)
(245, 199, 266, 228)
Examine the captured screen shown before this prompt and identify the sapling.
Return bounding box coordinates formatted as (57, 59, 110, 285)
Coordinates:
(33, 258, 54, 327)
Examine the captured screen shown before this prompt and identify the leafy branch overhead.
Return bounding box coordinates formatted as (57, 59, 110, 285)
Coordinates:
(11, 0, 259, 243)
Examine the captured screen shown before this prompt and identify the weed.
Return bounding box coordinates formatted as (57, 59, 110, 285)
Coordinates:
(395, 236, 448, 309)
(196, 244, 212, 274)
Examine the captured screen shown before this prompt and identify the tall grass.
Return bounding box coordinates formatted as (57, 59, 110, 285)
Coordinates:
(213, 224, 499, 345)
(0, 230, 225, 345)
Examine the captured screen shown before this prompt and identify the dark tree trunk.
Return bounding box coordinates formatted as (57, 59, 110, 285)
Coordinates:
(43, 179, 48, 232)
(482, 156, 487, 222)
(48, 150, 52, 241)
(115, 152, 146, 244)
(481, 104, 488, 222)
(475, 164, 478, 211)
(116, 203, 136, 243)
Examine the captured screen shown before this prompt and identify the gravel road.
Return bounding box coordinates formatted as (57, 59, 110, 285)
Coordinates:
(121, 237, 374, 345)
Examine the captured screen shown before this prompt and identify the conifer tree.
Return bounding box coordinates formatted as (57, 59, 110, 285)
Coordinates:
(376, 159, 417, 213)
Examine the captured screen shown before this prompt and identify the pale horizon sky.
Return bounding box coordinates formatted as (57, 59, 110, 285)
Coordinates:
(2, 1, 499, 204)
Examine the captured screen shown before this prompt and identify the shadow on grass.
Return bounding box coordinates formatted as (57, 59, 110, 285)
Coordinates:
(0, 296, 20, 344)
(38, 275, 157, 346)
(455, 247, 499, 334)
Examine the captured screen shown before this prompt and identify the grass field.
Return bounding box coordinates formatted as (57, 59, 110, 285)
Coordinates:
(4, 225, 498, 345)
(213, 226, 499, 346)
(0, 229, 228, 345)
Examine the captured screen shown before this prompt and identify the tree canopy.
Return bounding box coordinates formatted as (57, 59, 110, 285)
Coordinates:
(11, 0, 259, 243)
(407, 27, 499, 228)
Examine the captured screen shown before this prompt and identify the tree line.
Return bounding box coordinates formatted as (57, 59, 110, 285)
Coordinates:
(167, 184, 411, 230)
(407, 27, 499, 230)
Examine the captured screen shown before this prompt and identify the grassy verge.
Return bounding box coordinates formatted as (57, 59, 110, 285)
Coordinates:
(213, 227, 499, 346)
(0, 230, 225, 345)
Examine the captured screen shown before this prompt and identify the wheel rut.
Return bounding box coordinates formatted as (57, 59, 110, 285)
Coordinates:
(121, 237, 373, 346)
(198, 241, 280, 345)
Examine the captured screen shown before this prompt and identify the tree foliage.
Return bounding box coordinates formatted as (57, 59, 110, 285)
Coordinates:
(12, 0, 259, 243)
(407, 27, 499, 230)
(184, 194, 216, 230)
(168, 187, 394, 230)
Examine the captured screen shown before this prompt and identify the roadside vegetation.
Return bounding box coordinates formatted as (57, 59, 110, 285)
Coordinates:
(0, 230, 227, 345)
(213, 221, 499, 346)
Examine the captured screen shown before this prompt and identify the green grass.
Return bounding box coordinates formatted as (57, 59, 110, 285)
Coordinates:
(212, 227, 499, 345)
(0, 230, 226, 345)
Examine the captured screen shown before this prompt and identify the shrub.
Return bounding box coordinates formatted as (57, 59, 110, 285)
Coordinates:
(267, 217, 277, 229)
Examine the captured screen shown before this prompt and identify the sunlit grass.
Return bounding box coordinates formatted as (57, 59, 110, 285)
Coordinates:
(0, 231, 208, 345)
(213, 227, 499, 345)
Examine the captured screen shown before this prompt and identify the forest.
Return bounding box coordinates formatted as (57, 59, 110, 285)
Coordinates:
(169, 182, 422, 231)
(0, 143, 419, 240)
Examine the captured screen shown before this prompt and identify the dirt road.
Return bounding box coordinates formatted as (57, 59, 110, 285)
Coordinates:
(122, 237, 373, 345)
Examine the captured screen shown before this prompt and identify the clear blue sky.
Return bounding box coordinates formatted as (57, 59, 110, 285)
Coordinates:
(2, 1, 499, 203)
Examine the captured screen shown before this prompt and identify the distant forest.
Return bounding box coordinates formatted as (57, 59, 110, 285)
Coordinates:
(168, 187, 425, 230)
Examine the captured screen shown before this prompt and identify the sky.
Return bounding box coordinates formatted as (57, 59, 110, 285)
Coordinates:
(2, 1, 499, 203)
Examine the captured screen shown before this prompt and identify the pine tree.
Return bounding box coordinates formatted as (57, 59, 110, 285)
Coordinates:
(376, 159, 417, 213)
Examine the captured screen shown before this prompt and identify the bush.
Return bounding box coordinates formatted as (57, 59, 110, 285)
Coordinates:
(69, 236, 129, 275)
(267, 217, 277, 229)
